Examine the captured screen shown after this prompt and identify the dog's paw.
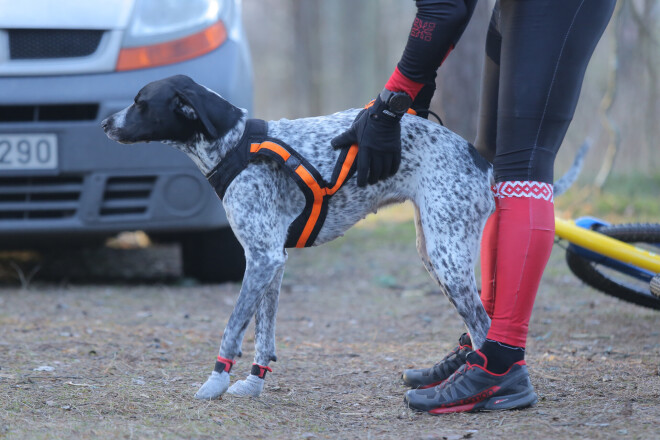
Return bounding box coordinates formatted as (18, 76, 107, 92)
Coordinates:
(194, 371, 229, 400)
(227, 374, 264, 397)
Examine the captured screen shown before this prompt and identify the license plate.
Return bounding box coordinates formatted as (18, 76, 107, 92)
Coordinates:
(0, 134, 58, 170)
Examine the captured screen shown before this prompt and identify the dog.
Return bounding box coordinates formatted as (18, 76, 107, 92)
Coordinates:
(102, 74, 495, 400)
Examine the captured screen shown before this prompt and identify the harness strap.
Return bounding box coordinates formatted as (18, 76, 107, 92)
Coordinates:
(206, 119, 359, 248)
(207, 119, 268, 199)
(286, 144, 358, 248)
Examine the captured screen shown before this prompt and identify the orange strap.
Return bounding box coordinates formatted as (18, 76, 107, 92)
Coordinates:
(247, 103, 414, 248)
(293, 144, 358, 247)
(250, 141, 291, 160)
(249, 142, 359, 248)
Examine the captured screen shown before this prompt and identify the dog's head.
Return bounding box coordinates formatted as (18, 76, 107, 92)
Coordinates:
(102, 74, 243, 145)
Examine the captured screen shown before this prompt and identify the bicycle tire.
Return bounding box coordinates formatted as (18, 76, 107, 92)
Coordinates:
(565, 223, 660, 310)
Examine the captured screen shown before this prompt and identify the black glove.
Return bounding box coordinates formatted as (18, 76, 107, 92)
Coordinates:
(331, 94, 405, 187)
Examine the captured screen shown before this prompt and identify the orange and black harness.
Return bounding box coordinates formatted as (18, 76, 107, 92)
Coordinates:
(206, 119, 359, 249)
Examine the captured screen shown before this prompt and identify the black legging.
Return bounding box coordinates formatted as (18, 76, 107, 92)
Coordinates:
(474, 0, 616, 183)
(397, 0, 616, 183)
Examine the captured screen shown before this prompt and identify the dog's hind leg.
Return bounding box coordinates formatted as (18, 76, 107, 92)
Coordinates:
(194, 248, 287, 400)
(413, 202, 491, 349)
(226, 264, 284, 397)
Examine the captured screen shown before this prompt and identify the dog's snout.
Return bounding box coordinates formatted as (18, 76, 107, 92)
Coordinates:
(101, 117, 111, 131)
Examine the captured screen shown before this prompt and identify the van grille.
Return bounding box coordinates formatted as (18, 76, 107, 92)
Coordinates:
(100, 176, 156, 218)
(0, 104, 99, 123)
(9, 29, 103, 60)
(0, 175, 83, 220)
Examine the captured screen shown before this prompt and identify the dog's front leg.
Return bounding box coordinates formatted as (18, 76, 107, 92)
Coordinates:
(227, 263, 284, 397)
(194, 251, 286, 400)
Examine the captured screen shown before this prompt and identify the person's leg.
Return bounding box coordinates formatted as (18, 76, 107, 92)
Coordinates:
(484, 0, 616, 365)
(474, 3, 502, 317)
(406, 0, 616, 412)
(473, 2, 501, 164)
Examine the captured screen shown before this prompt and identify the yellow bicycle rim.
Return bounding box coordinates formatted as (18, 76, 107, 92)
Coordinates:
(555, 218, 660, 273)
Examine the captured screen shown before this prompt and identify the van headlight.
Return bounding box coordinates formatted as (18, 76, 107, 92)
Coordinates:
(117, 0, 227, 71)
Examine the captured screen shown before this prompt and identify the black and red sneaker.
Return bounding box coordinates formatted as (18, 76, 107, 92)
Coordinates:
(402, 333, 473, 389)
(404, 351, 538, 414)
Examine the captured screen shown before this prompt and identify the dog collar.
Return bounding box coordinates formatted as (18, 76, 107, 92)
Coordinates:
(206, 119, 266, 199)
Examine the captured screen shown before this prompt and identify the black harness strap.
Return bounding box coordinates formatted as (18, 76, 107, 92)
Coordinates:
(207, 119, 268, 200)
(206, 119, 357, 249)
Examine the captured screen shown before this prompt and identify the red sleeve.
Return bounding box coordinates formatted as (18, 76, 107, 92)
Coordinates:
(384, 66, 425, 100)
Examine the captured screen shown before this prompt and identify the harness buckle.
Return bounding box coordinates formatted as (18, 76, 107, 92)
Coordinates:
(286, 155, 301, 171)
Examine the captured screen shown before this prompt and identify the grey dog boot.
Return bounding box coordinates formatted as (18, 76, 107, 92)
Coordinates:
(227, 364, 272, 397)
(194, 356, 234, 400)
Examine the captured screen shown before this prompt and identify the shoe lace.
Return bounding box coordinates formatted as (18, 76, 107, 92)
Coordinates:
(431, 344, 471, 374)
(435, 362, 473, 391)
(431, 346, 459, 370)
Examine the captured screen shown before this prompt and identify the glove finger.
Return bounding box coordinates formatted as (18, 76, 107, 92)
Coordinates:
(368, 154, 385, 185)
(331, 130, 357, 150)
(331, 108, 368, 150)
(356, 147, 370, 188)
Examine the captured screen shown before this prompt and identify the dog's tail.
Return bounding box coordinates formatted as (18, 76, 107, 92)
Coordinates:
(553, 140, 591, 197)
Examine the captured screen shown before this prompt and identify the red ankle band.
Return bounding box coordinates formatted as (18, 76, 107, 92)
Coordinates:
(250, 363, 272, 379)
(214, 356, 235, 374)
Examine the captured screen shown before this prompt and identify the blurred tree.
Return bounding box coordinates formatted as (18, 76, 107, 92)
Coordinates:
(626, 0, 659, 172)
(292, 0, 322, 117)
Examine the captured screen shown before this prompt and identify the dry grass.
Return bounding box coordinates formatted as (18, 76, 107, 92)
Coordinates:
(1, 206, 659, 439)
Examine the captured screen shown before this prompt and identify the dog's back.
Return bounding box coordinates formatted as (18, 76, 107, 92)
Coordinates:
(266, 110, 494, 246)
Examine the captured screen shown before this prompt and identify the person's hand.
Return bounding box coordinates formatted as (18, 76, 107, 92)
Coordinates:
(331, 94, 404, 187)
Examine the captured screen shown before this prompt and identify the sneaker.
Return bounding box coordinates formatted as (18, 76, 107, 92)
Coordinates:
(404, 351, 538, 414)
(402, 333, 473, 389)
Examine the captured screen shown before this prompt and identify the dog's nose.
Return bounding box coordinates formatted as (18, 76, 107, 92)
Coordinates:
(101, 118, 110, 131)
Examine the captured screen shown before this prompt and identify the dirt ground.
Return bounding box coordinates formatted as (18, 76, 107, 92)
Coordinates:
(1, 208, 659, 440)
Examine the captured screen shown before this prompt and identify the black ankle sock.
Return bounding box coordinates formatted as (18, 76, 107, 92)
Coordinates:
(476, 339, 525, 374)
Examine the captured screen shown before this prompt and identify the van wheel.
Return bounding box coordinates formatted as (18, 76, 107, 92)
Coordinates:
(181, 228, 245, 283)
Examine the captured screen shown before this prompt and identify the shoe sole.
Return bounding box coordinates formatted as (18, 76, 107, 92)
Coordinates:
(427, 389, 538, 414)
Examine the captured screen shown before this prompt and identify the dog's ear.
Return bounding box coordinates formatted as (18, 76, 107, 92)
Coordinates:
(173, 94, 199, 121)
(174, 86, 242, 140)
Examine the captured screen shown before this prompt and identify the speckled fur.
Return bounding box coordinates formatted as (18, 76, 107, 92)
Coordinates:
(102, 75, 494, 401)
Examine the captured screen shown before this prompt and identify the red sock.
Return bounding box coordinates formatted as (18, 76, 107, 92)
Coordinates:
(485, 181, 555, 348)
(479, 188, 499, 317)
